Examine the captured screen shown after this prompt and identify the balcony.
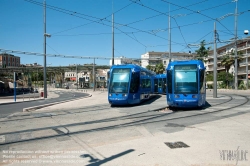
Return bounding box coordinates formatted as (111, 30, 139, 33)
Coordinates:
(207, 55, 213, 59)
(217, 66, 225, 70)
(240, 62, 247, 66)
(237, 71, 246, 75)
(238, 44, 250, 51)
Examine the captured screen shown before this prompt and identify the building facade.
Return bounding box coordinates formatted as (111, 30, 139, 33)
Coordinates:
(0, 53, 20, 68)
(206, 37, 250, 85)
(141, 51, 194, 68)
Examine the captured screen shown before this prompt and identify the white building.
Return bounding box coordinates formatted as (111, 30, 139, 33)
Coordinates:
(206, 37, 250, 86)
(141, 51, 194, 68)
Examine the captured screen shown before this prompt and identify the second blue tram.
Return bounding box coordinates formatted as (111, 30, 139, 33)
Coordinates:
(166, 60, 206, 108)
(154, 74, 167, 94)
(108, 64, 155, 105)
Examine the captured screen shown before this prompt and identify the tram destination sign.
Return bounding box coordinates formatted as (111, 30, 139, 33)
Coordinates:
(175, 65, 196, 70)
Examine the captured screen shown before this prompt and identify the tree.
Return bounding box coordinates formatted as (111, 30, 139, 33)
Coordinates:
(206, 74, 213, 81)
(146, 65, 154, 72)
(154, 63, 165, 74)
(195, 40, 209, 63)
(217, 71, 233, 82)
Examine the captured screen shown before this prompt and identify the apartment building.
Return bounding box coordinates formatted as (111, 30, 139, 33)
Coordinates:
(206, 37, 250, 84)
(141, 51, 195, 68)
(0, 53, 20, 68)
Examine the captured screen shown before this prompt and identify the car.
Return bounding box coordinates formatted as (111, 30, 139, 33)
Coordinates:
(65, 85, 69, 89)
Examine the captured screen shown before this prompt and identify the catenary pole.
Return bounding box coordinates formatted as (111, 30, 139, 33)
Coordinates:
(169, 4, 171, 62)
(234, 0, 238, 90)
(43, 0, 47, 98)
(93, 58, 95, 91)
(213, 22, 217, 98)
(112, 13, 114, 66)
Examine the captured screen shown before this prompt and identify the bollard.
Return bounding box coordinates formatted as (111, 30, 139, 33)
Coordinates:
(29, 92, 30, 101)
(23, 92, 24, 102)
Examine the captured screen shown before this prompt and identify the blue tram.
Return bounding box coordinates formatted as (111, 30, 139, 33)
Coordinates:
(154, 74, 167, 94)
(108, 64, 155, 105)
(166, 60, 206, 108)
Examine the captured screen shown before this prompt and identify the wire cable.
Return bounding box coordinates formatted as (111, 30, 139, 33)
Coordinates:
(130, 0, 190, 50)
(161, 0, 235, 36)
(24, 0, 185, 48)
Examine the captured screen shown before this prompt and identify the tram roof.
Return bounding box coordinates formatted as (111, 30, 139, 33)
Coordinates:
(110, 64, 156, 75)
(166, 60, 205, 70)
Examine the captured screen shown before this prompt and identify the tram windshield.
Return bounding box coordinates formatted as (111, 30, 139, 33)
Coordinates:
(109, 68, 130, 93)
(174, 65, 198, 94)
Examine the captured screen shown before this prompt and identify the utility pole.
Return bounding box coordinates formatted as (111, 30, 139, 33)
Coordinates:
(76, 64, 78, 90)
(93, 58, 95, 91)
(43, 0, 47, 98)
(234, 0, 238, 90)
(14, 72, 16, 102)
(112, 13, 114, 65)
(168, 4, 171, 62)
(37, 67, 38, 89)
(213, 22, 217, 98)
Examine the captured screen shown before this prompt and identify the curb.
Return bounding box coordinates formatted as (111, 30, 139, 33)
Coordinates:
(0, 98, 45, 105)
(23, 94, 92, 112)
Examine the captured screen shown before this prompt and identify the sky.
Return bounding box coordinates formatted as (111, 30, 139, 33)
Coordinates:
(0, 0, 249, 67)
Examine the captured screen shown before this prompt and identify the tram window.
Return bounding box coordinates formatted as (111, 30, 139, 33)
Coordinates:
(146, 79, 151, 88)
(141, 79, 151, 88)
(158, 78, 162, 87)
(174, 66, 198, 94)
(200, 69, 205, 93)
(129, 72, 140, 93)
(110, 68, 130, 93)
(167, 70, 172, 93)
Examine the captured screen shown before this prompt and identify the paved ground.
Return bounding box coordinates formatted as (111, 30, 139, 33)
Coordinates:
(0, 89, 250, 166)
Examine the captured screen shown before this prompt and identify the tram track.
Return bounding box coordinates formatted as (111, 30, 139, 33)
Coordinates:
(0, 94, 249, 146)
(0, 95, 162, 122)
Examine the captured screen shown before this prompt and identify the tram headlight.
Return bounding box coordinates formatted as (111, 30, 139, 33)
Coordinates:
(109, 94, 112, 96)
(192, 95, 197, 98)
(122, 94, 127, 97)
(174, 95, 180, 98)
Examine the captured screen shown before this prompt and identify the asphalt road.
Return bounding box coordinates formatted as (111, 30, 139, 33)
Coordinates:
(0, 90, 89, 118)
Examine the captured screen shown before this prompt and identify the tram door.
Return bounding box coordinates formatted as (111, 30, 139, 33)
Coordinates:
(162, 78, 166, 94)
(154, 79, 158, 93)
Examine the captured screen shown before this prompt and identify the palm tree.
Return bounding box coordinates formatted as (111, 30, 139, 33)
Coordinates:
(154, 63, 165, 74)
(146, 65, 154, 72)
(221, 55, 234, 88)
(221, 50, 243, 88)
(233, 50, 244, 67)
